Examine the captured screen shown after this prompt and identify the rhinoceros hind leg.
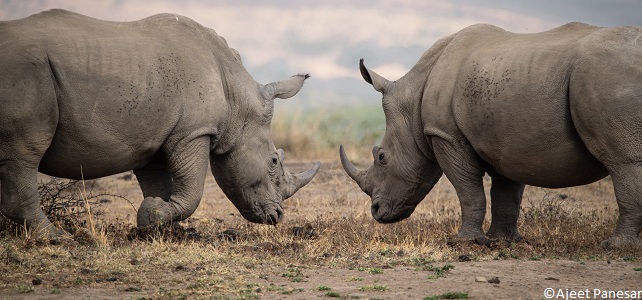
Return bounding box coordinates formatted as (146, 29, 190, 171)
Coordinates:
(601, 165, 642, 249)
(0, 163, 67, 238)
(486, 174, 525, 241)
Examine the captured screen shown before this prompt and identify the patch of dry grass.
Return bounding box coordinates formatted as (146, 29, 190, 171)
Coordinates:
(0, 166, 639, 298)
(0, 109, 640, 298)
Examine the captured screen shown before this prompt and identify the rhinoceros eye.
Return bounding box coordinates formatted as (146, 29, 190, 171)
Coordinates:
(378, 152, 385, 161)
(271, 157, 278, 165)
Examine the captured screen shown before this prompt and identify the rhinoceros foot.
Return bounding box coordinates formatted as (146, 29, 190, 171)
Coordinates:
(600, 235, 642, 250)
(137, 197, 175, 227)
(448, 232, 525, 249)
(26, 219, 72, 242)
(486, 228, 523, 242)
(447, 235, 492, 247)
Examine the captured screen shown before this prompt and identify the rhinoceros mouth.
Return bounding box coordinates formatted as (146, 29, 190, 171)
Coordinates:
(371, 198, 414, 224)
(240, 203, 284, 225)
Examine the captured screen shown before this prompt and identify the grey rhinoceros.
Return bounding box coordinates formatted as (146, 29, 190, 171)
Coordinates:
(340, 22, 642, 249)
(0, 9, 320, 238)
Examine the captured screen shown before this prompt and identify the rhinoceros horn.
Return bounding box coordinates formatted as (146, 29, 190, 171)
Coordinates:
(282, 161, 321, 199)
(339, 145, 365, 186)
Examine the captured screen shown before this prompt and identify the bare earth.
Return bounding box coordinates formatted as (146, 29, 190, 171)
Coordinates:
(1, 160, 641, 299)
(9, 260, 641, 300)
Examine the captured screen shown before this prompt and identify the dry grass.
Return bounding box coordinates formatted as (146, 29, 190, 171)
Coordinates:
(0, 109, 640, 298)
(0, 162, 639, 298)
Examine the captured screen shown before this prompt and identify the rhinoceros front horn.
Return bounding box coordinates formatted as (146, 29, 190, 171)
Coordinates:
(339, 145, 364, 185)
(282, 161, 321, 199)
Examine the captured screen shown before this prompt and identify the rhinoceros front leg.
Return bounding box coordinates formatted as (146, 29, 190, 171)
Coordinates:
(601, 165, 642, 249)
(486, 174, 524, 241)
(0, 163, 66, 238)
(136, 136, 209, 227)
(133, 152, 173, 201)
(432, 138, 487, 240)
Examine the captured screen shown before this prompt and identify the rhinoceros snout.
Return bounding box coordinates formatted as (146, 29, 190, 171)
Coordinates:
(265, 206, 284, 225)
(240, 205, 284, 225)
(371, 199, 411, 224)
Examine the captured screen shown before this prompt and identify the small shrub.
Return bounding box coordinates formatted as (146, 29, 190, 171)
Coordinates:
(325, 291, 341, 297)
(358, 284, 387, 292)
(15, 284, 34, 293)
(424, 291, 469, 300)
(281, 267, 306, 282)
(0, 178, 131, 237)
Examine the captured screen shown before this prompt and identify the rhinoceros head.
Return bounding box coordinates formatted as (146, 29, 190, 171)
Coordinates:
(340, 60, 443, 223)
(210, 74, 320, 225)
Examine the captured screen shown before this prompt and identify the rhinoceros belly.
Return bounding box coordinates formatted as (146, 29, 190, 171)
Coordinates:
(38, 129, 163, 180)
(38, 101, 174, 180)
(476, 135, 608, 188)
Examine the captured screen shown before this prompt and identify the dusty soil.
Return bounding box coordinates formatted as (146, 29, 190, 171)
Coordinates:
(206, 260, 641, 300)
(6, 259, 641, 299)
(1, 160, 641, 299)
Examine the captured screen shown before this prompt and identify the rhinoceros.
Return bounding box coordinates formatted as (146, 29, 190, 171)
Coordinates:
(0, 9, 320, 238)
(340, 22, 642, 249)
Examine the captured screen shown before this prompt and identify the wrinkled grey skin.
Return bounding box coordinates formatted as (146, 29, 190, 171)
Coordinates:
(0, 9, 320, 238)
(341, 22, 642, 249)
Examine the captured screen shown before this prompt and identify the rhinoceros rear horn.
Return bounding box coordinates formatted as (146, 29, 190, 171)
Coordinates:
(262, 74, 310, 100)
(359, 59, 391, 94)
(282, 161, 321, 199)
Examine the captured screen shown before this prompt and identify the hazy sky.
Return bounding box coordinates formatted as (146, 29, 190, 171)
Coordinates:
(2, 0, 641, 108)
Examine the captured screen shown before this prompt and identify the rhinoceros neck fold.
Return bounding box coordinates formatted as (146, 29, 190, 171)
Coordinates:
(402, 33, 458, 163)
(209, 66, 261, 156)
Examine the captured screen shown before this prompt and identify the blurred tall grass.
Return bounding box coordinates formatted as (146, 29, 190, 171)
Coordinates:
(271, 104, 385, 160)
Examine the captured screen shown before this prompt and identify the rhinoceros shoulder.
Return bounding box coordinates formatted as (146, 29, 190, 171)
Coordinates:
(135, 13, 241, 62)
(545, 22, 602, 33)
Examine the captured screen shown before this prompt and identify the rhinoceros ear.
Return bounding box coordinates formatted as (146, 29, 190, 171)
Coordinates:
(261, 74, 309, 100)
(360, 59, 391, 94)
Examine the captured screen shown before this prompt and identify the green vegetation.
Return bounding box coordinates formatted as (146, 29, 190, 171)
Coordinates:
(424, 292, 469, 299)
(15, 284, 34, 294)
(410, 258, 455, 279)
(426, 264, 455, 279)
(325, 291, 342, 297)
(281, 267, 306, 282)
(272, 104, 385, 159)
(358, 284, 388, 292)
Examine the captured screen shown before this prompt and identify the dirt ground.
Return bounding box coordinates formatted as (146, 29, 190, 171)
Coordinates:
(1, 160, 641, 299)
(7, 259, 641, 299)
